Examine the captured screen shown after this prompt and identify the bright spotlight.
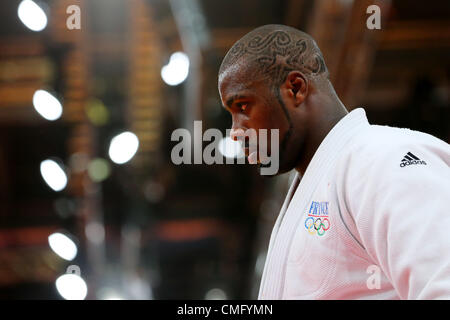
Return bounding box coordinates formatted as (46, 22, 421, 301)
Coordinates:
(33, 90, 63, 121)
(17, 0, 48, 32)
(108, 131, 139, 164)
(48, 232, 77, 261)
(218, 136, 245, 159)
(161, 52, 190, 86)
(40, 159, 67, 192)
(56, 273, 88, 300)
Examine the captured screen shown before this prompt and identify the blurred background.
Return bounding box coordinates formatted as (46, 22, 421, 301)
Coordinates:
(0, 0, 448, 299)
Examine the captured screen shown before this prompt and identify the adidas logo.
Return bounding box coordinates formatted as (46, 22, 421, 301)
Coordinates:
(400, 152, 427, 167)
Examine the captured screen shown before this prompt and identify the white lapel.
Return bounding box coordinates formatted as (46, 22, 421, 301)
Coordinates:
(258, 172, 299, 298)
(265, 172, 300, 257)
(259, 108, 370, 299)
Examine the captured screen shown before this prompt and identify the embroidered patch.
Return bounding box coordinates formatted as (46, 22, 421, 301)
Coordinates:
(304, 201, 330, 236)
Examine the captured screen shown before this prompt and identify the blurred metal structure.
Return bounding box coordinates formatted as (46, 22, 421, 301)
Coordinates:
(169, 0, 210, 132)
(307, 0, 392, 107)
(129, 0, 165, 172)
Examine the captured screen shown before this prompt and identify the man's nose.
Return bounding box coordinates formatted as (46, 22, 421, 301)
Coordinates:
(230, 128, 245, 141)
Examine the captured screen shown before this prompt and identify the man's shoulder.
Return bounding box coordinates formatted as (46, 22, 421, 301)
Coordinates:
(361, 124, 446, 149)
(340, 124, 449, 172)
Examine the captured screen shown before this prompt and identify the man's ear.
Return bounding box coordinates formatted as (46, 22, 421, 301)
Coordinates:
(284, 71, 308, 106)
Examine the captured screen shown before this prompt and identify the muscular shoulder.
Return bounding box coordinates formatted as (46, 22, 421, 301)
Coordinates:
(342, 124, 450, 171)
(332, 124, 450, 203)
(334, 124, 450, 231)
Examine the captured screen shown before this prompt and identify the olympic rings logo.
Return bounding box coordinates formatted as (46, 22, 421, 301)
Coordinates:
(304, 216, 330, 236)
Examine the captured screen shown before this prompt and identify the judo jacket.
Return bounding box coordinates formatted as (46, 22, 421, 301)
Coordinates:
(259, 108, 450, 299)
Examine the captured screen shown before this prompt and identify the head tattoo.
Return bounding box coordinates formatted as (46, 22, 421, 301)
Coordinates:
(219, 25, 329, 171)
(219, 24, 328, 87)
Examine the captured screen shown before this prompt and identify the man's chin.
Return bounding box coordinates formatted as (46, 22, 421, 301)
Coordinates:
(257, 160, 292, 177)
(258, 167, 290, 177)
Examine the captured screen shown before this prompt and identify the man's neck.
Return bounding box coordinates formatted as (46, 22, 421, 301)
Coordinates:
(295, 102, 348, 176)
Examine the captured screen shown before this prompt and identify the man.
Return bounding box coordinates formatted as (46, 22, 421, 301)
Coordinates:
(218, 24, 450, 299)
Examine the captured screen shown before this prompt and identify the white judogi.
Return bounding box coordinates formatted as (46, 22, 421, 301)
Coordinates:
(258, 108, 450, 299)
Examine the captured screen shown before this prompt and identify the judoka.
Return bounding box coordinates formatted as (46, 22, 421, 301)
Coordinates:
(218, 24, 450, 299)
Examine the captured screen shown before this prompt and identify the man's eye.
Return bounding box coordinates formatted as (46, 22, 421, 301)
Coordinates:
(236, 103, 248, 111)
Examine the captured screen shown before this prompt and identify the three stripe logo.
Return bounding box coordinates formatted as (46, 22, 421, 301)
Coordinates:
(400, 152, 427, 167)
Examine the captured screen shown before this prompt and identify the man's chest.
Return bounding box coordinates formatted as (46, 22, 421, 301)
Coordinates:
(278, 177, 394, 299)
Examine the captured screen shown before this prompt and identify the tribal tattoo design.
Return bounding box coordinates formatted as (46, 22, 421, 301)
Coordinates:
(222, 30, 327, 85)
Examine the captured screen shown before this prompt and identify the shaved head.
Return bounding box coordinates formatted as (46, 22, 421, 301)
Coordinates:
(218, 24, 346, 176)
(219, 24, 329, 87)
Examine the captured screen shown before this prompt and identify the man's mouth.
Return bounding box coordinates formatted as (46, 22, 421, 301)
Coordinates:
(243, 146, 259, 164)
(235, 136, 260, 164)
(247, 151, 259, 164)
